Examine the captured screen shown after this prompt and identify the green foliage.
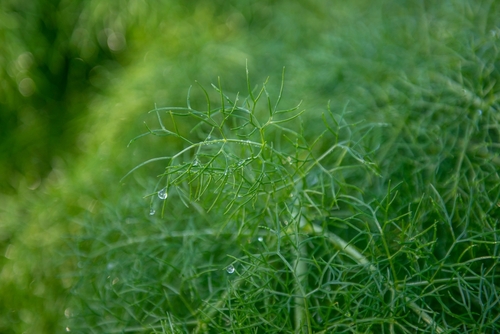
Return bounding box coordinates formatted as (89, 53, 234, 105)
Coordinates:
(70, 60, 499, 332)
(69, 69, 383, 332)
(1, 0, 500, 333)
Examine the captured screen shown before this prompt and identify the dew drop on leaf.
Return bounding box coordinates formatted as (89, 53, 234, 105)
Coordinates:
(226, 265, 235, 274)
(258, 236, 264, 242)
(158, 187, 168, 200)
(149, 208, 155, 216)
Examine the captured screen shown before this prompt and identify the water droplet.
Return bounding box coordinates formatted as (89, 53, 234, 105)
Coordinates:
(193, 158, 200, 167)
(226, 265, 235, 274)
(66, 327, 71, 332)
(158, 187, 168, 200)
(477, 109, 483, 115)
(257, 236, 264, 242)
(149, 208, 155, 216)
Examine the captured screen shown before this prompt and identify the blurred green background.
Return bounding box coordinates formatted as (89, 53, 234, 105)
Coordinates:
(1, 0, 498, 332)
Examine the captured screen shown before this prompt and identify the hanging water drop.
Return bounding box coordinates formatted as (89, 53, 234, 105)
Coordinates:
(226, 265, 235, 274)
(257, 236, 264, 242)
(149, 208, 155, 216)
(158, 187, 168, 200)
